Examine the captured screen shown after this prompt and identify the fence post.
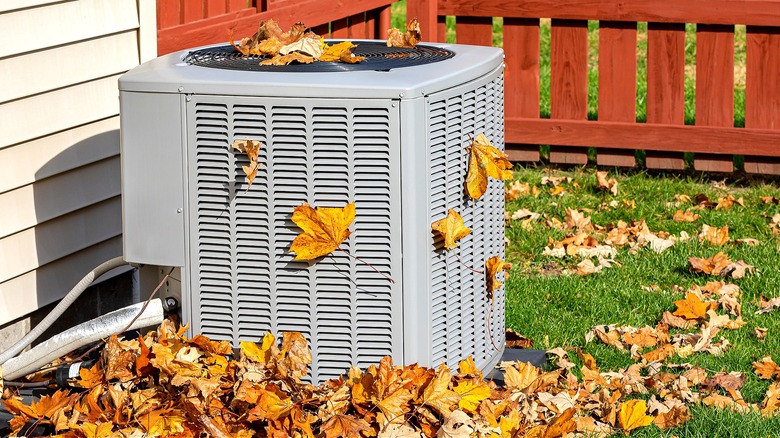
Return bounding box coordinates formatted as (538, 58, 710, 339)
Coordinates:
(407, 0, 438, 43)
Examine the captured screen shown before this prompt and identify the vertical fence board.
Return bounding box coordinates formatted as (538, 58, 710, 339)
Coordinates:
(504, 18, 541, 162)
(745, 26, 780, 174)
(407, 0, 438, 42)
(550, 19, 589, 165)
(347, 13, 366, 38)
(597, 21, 637, 167)
(645, 22, 685, 170)
(366, 9, 377, 39)
(331, 17, 349, 38)
(228, 0, 245, 12)
(182, 0, 204, 23)
(205, 0, 226, 17)
(312, 23, 330, 37)
(158, 1, 181, 28)
(437, 16, 447, 43)
(378, 5, 391, 39)
(455, 16, 493, 46)
(694, 24, 735, 172)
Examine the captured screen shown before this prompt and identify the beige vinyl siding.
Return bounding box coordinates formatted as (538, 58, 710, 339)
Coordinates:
(0, 0, 156, 324)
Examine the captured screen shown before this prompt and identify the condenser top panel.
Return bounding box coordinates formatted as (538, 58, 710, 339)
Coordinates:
(118, 40, 503, 100)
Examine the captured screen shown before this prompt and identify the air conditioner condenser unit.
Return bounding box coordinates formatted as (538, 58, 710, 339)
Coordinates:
(119, 40, 507, 383)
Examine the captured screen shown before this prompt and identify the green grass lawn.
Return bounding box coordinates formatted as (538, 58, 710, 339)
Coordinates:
(505, 166, 780, 436)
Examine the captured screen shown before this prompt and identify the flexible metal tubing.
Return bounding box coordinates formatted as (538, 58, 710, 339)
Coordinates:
(2, 298, 164, 381)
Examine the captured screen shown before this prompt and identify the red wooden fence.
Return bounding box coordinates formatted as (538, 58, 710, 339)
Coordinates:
(157, 0, 780, 174)
(156, 0, 393, 56)
(407, 0, 780, 174)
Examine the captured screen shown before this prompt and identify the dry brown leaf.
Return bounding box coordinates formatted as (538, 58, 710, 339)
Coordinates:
(436, 410, 474, 438)
(465, 133, 512, 200)
(761, 382, 780, 417)
(698, 224, 730, 246)
(505, 328, 534, 349)
(755, 327, 768, 341)
(289, 202, 355, 261)
(485, 256, 512, 294)
(715, 194, 744, 210)
(653, 405, 691, 430)
(596, 171, 618, 195)
(688, 252, 732, 276)
(260, 52, 315, 65)
(754, 356, 780, 380)
(673, 209, 699, 222)
(432, 209, 471, 250)
(505, 181, 539, 200)
(232, 139, 262, 188)
(761, 196, 780, 205)
(387, 17, 421, 48)
(756, 296, 780, 314)
(321, 414, 370, 438)
(503, 361, 539, 390)
(541, 408, 576, 438)
(702, 372, 746, 391)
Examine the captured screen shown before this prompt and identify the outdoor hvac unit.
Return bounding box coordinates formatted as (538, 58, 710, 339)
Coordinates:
(119, 40, 506, 383)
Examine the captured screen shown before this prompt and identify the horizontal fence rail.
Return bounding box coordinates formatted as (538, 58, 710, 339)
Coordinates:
(408, 0, 780, 174)
(156, 0, 393, 55)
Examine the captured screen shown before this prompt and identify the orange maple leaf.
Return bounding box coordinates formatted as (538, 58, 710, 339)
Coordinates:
(753, 356, 780, 380)
(618, 400, 654, 435)
(673, 292, 709, 320)
(432, 209, 472, 250)
(465, 133, 513, 200)
(321, 413, 370, 438)
(289, 202, 355, 261)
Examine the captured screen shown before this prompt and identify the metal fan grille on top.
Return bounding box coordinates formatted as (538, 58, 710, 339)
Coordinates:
(183, 41, 455, 72)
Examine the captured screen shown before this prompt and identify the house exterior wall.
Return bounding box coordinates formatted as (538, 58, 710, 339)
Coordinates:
(0, 0, 156, 327)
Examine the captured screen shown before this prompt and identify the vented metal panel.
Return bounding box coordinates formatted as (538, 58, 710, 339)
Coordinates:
(185, 96, 402, 383)
(427, 71, 506, 371)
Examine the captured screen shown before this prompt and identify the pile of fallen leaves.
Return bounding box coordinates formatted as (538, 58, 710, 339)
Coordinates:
(229, 18, 422, 66)
(230, 19, 365, 66)
(7, 318, 780, 437)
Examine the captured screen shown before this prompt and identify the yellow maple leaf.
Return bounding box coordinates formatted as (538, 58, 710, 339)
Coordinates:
(618, 400, 654, 435)
(421, 365, 460, 417)
(465, 133, 513, 200)
(232, 139, 262, 188)
(320, 41, 365, 63)
(486, 256, 512, 293)
(241, 332, 277, 364)
(290, 202, 355, 260)
(453, 380, 491, 412)
(77, 422, 114, 438)
(503, 361, 538, 391)
(457, 356, 482, 378)
(432, 209, 472, 250)
(673, 292, 709, 320)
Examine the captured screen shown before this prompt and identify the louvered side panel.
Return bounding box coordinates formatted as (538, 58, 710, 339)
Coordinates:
(427, 69, 506, 372)
(187, 96, 402, 384)
(192, 102, 234, 340)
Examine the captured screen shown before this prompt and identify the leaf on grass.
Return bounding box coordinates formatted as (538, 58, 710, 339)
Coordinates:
(485, 256, 512, 294)
(698, 224, 729, 246)
(756, 296, 780, 314)
(753, 356, 780, 380)
(755, 327, 768, 341)
(715, 194, 744, 210)
(702, 372, 746, 392)
(653, 405, 691, 430)
(618, 400, 654, 435)
(673, 210, 699, 222)
(596, 171, 618, 195)
(688, 252, 732, 276)
(673, 293, 709, 321)
(505, 181, 539, 200)
(289, 202, 355, 260)
(465, 133, 512, 200)
(432, 209, 471, 250)
(694, 193, 716, 208)
(387, 17, 421, 48)
(232, 139, 262, 188)
(761, 196, 780, 205)
(761, 382, 780, 417)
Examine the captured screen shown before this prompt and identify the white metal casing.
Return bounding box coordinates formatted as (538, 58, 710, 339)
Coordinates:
(119, 41, 506, 383)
